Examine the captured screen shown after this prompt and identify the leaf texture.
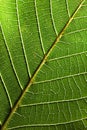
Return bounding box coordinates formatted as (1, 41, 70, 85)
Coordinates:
(0, 0, 87, 130)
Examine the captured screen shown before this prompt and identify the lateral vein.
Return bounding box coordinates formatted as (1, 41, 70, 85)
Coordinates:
(16, 0, 31, 78)
(1, 74, 12, 108)
(0, 25, 23, 90)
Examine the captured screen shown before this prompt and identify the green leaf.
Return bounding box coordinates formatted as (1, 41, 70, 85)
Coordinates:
(0, 0, 87, 130)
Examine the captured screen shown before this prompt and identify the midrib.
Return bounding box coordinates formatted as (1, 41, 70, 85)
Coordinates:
(1, 0, 85, 129)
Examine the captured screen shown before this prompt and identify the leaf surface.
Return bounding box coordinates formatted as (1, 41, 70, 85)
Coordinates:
(0, 0, 87, 130)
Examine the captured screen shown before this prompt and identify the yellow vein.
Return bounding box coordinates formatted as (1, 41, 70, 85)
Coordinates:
(7, 117, 87, 129)
(76, 101, 83, 122)
(0, 25, 23, 90)
(67, 102, 72, 120)
(73, 77, 82, 97)
(1, 74, 12, 108)
(76, 101, 86, 128)
(82, 4, 87, 6)
(1, 0, 85, 129)
(80, 54, 86, 72)
(16, 0, 31, 77)
(65, 0, 70, 17)
(48, 51, 87, 62)
(34, 0, 45, 54)
(20, 95, 87, 108)
(74, 16, 87, 19)
(34, 72, 87, 84)
(49, 0, 58, 36)
(65, 27, 87, 35)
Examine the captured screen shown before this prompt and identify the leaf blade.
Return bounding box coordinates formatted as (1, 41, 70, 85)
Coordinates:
(0, 0, 87, 130)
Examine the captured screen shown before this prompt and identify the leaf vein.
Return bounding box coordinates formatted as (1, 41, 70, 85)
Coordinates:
(34, 0, 45, 54)
(65, 0, 70, 17)
(34, 72, 87, 84)
(7, 117, 87, 129)
(49, 0, 58, 35)
(48, 51, 87, 62)
(0, 74, 12, 108)
(15, 0, 31, 77)
(0, 24, 23, 90)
